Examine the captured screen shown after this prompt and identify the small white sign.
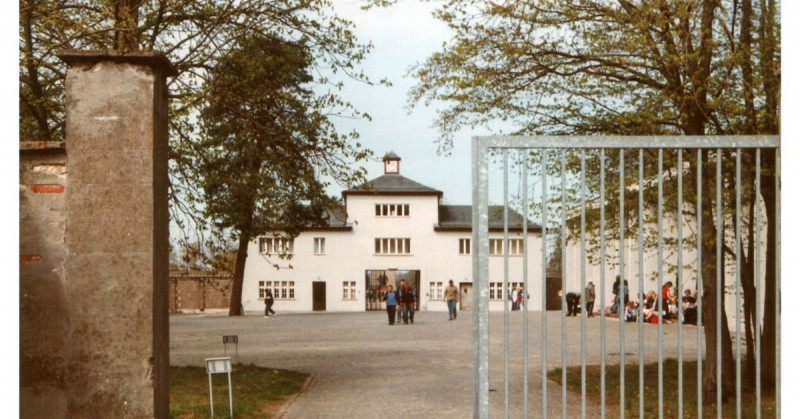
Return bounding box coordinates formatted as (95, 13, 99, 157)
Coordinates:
(205, 357, 232, 374)
(205, 357, 233, 417)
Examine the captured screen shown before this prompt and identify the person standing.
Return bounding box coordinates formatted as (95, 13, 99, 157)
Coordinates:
(382, 285, 398, 325)
(264, 289, 276, 318)
(397, 279, 416, 324)
(584, 281, 596, 317)
(510, 287, 519, 311)
(444, 280, 459, 320)
(611, 275, 621, 314)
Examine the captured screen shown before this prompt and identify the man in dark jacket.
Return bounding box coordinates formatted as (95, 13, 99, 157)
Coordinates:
(397, 279, 416, 324)
(566, 292, 581, 316)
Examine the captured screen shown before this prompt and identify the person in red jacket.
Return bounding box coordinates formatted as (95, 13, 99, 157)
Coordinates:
(397, 279, 417, 324)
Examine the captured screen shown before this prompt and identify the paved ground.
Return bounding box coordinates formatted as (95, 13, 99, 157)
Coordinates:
(170, 310, 702, 418)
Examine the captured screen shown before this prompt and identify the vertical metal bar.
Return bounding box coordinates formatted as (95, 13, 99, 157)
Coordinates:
(580, 150, 587, 418)
(472, 137, 490, 418)
(677, 149, 684, 419)
(657, 149, 664, 419)
(209, 374, 215, 417)
(541, 149, 549, 419)
(561, 149, 568, 419)
(696, 149, 703, 419)
(522, 151, 529, 419)
(600, 149, 607, 418)
(735, 149, 742, 419)
(619, 149, 625, 419)
(503, 149, 510, 419)
(755, 148, 762, 419)
(716, 148, 723, 419)
(638, 149, 644, 419)
(227, 371, 233, 418)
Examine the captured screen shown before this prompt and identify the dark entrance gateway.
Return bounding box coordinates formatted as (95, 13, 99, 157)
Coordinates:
(365, 269, 420, 311)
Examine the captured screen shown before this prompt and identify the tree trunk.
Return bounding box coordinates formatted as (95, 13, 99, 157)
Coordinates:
(228, 223, 252, 316)
(759, 149, 778, 392)
(113, 0, 143, 51)
(699, 150, 736, 403)
(756, 0, 779, 394)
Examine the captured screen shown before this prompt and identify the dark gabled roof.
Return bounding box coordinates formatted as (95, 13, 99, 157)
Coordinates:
(343, 174, 443, 197)
(310, 206, 351, 230)
(436, 205, 541, 232)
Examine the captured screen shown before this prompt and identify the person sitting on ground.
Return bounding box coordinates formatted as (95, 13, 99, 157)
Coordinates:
(624, 300, 639, 322)
(682, 294, 698, 325)
(642, 291, 658, 323)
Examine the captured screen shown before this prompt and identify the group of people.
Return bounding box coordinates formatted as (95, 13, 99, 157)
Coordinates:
(509, 286, 526, 311)
(381, 279, 427, 325)
(563, 276, 698, 325)
(613, 279, 698, 325)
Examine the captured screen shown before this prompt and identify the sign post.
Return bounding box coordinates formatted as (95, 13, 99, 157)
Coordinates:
(205, 357, 233, 417)
(223, 335, 239, 363)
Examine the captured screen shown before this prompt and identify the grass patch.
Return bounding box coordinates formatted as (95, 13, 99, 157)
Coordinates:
(548, 359, 776, 418)
(170, 364, 309, 418)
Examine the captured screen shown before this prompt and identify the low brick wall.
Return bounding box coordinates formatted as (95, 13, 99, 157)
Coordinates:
(169, 271, 232, 312)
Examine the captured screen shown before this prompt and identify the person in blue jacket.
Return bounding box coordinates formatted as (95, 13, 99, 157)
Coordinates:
(382, 285, 398, 325)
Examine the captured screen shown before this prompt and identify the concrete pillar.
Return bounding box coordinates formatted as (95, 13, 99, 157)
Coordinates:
(58, 51, 176, 418)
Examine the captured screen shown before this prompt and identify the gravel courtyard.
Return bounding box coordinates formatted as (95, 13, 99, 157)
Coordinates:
(170, 310, 702, 418)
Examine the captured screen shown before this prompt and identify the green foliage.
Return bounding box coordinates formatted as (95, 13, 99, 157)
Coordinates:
(193, 34, 368, 238)
(407, 0, 779, 146)
(20, 0, 376, 270)
(170, 364, 308, 418)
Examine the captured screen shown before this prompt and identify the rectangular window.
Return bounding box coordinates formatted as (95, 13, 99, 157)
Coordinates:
(259, 237, 294, 256)
(487, 238, 523, 256)
(459, 238, 471, 255)
(343, 281, 357, 300)
(489, 282, 504, 300)
(374, 238, 412, 255)
(489, 239, 502, 256)
(259, 280, 294, 300)
(314, 237, 326, 255)
(430, 281, 444, 300)
(375, 204, 410, 217)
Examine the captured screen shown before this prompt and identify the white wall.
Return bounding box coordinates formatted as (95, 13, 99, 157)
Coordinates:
(242, 193, 546, 313)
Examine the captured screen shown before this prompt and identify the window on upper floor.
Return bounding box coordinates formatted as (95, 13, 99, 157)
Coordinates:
(314, 237, 326, 255)
(259, 237, 293, 256)
(459, 238, 471, 255)
(374, 238, 411, 255)
(488, 238, 524, 256)
(375, 203, 410, 217)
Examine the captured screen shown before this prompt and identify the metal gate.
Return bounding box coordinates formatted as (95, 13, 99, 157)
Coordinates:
(471, 135, 780, 418)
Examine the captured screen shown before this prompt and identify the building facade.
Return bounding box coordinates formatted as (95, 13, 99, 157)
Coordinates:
(241, 153, 545, 314)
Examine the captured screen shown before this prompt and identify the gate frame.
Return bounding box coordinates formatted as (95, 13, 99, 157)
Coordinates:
(471, 135, 780, 418)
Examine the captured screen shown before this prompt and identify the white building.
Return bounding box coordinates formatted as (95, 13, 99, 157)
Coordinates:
(241, 152, 547, 314)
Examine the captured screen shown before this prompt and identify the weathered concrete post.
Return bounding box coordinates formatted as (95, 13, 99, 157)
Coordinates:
(58, 51, 176, 417)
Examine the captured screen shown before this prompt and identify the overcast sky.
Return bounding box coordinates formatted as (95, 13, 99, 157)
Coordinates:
(328, 0, 491, 205)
